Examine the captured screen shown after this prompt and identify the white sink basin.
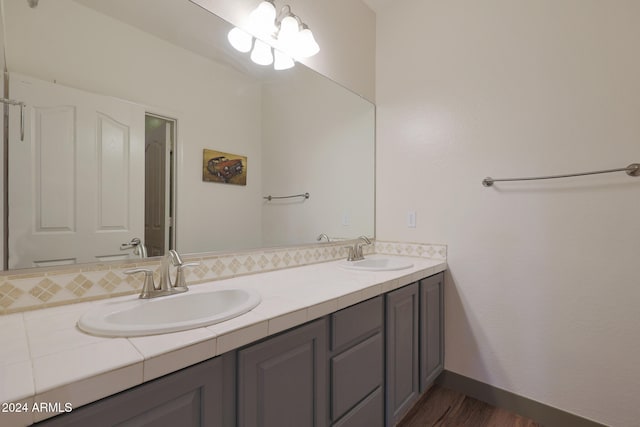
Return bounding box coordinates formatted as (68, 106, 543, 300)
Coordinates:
(339, 257, 414, 271)
(78, 288, 261, 337)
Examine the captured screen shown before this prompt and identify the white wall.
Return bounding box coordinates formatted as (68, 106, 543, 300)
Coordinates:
(4, 0, 264, 254)
(0, 0, 5, 268)
(192, 0, 376, 102)
(261, 68, 375, 245)
(375, 1, 640, 425)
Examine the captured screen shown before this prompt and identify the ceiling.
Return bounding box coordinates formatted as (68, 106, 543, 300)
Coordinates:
(73, 0, 275, 79)
(361, 0, 393, 13)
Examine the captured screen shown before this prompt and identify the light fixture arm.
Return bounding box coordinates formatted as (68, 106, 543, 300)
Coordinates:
(275, 5, 293, 23)
(275, 5, 304, 31)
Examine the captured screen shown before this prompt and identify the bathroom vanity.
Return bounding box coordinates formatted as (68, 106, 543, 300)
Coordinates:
(32, 268, 445, 427)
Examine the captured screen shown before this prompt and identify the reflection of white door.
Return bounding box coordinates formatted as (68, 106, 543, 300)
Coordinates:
(8, 74, 145, 269)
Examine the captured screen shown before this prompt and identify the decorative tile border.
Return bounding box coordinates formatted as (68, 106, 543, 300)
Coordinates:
(0, 240, 446, 314)
(373, 240, 447, 260)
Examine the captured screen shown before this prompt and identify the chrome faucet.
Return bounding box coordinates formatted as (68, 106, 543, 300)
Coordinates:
(120, 237, 147, 259)
(158, 250, 180, 292)
(124, 250, 199, 299)
(344, 236, 372, 261)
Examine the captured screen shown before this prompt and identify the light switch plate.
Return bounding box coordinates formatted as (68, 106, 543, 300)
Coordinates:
(407, 211, 416, 228)
(342, 212, 350, 226)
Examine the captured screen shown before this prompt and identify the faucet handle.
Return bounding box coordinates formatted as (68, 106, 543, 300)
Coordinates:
(179, 262, 200, 268)
(124, 268, 156, 299)
(168, 249, 184, 266)
(174, 262, 199, 290)
(357, 235, 372, 245)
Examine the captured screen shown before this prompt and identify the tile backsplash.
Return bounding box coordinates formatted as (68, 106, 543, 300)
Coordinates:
(0, 240, 446, 314)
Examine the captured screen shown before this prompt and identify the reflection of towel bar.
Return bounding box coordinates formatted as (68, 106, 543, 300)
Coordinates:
(482, 163, 640, 187)
(1, 97, 25, 141)
(263, 192, 310, 201)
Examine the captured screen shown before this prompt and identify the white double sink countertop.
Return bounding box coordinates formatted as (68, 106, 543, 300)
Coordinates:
(0, 255, 446, 426)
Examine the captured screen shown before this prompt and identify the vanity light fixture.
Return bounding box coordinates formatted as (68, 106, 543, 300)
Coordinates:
(227, 0, 320, 70)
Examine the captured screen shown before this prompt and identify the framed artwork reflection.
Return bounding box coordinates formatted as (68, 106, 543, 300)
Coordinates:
(202, 149, 247, 185)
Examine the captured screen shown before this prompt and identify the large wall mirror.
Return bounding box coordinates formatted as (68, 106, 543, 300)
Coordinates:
(2, 0, 375, 271)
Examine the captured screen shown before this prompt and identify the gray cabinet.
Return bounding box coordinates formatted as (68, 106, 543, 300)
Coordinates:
(237, 318, 328, 427)
(385, 282, 420, 426)
(35, 353, 235, 427)
(420, 272, 445, 392)
(330, 296, 384, 427)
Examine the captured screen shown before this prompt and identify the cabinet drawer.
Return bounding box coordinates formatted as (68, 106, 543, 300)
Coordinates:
(331, 295, 382, 351)
(331, 332, 383, 421)
(333, 387, 383, 427)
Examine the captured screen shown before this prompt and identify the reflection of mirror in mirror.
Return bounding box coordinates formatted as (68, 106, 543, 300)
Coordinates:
(2, 0, 375, 271)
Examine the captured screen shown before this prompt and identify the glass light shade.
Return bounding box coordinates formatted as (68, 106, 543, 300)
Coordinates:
(277, 15, 299, 51)
(249, 1, 277, 38)
(250, 39, 273, 66)
(295, 28, 320, 58)
(227, 27, 253, 53)
(274, 50, 295, 70)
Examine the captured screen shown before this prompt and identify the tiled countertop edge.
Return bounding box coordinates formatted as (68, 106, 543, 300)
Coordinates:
(0, 255, 446, 426)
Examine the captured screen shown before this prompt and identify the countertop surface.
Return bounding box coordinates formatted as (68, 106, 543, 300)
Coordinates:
(0, 255, 446, 426)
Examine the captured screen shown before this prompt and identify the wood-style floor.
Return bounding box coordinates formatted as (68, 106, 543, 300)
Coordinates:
(398, 385, 543, 427)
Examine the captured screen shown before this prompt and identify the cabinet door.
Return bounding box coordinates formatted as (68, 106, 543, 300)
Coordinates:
(420, 272, 445, 392)
(36, 354, 233, 427)
(385, 282, 419, 427)
(238, 318, 327, 427)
